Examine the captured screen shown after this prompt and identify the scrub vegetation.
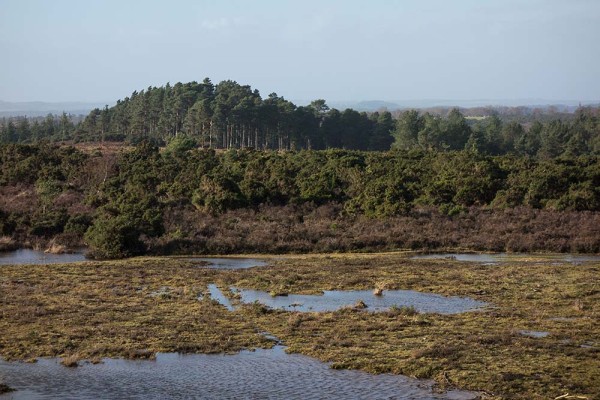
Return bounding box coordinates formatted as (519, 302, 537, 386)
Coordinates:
(0, 254, 598, 399)
(0, 142, 598, 259)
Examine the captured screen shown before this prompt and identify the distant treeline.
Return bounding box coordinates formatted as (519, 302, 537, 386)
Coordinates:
(0, 113, 83, 143)
(0, 79, 599, 157)
(1, 143, 598, 257)
(392, 108, 600, 157)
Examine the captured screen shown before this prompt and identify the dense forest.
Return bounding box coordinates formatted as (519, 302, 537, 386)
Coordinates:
(1, 79, 599, 158)
(1, 143, 598, 258)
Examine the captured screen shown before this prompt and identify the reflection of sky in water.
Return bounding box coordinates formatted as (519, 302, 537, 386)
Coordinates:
(0, 249, 87, 265)
(519, 330, 550, 338)
(188, 257, 268, 269)
(207, 284, 235, 311)
(208, 286, 486, 314)
(0, 348, 479, 400)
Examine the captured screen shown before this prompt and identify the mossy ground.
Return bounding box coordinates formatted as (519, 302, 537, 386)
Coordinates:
(0, 253, 598, 399)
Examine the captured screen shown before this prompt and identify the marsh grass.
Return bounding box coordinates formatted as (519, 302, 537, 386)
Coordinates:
(0, 257, 273, 362)
(1, 253, 598, 399)
(228, 254, 599, 399)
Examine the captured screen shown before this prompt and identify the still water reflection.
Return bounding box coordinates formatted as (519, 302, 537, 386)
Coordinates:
(232, 287, 486, 314)
(0, 249, 87, 265)
(0, 347, 479, 400)
(188, 257, 268, 269)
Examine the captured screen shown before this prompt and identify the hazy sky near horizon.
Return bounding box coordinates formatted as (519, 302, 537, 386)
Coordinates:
(1, 0, 599, 103)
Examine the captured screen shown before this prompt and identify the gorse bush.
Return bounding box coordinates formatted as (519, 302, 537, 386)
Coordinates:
(0, 142, 599, 258)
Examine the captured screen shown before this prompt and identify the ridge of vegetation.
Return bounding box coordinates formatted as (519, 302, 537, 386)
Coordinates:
(0, 143, 598, 258)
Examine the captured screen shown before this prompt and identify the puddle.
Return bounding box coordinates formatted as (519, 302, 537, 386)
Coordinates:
(0, 249, 88, 265)
(0, 348, 479, 400)
(411, 252, 600, 264)
(187, 257, 268, 270)
(207, 284, 234, 311)
(519, 330, 550, 338)
(229, 288, 486, 314)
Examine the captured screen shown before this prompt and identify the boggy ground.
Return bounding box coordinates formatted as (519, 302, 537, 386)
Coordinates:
(0, 253, 598, 399)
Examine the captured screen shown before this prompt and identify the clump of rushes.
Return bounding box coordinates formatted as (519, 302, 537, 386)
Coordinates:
(373, 281, 388, 296)
(61, 354, 80, 368)
(389, 304, 418, 316)
(269, 287, 288, 297)
(354, 299, 368, 309)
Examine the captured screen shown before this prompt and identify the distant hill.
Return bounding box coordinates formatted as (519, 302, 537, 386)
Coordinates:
(326, 100, 402, 111)
(0, 100, 110, 117)
(323, 99, 599, 112)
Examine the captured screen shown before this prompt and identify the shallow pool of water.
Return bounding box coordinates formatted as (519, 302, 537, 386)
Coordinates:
(411, 252, 600, 264)
(0, 249, 88, 265)
(207, 284, 235, 311)
(519, 330, 550, 338)
(0, 347, 479, 400)
(226, 287, 486, 314)
(187, 257, 268, 269)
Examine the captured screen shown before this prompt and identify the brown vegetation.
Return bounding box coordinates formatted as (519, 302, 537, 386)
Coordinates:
(150, 204, 600, 255)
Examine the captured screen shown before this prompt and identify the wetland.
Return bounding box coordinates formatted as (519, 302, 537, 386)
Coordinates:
(0, 252, 598, 399)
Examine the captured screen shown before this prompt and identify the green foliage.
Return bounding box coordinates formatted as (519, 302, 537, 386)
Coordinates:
(392, 107, 600, 158)
(29, 210, 68, 237)
(164, 134, 197, 155)
(64, 214, 93, 235)
(84, 142, 165, 258)
(2, 80, 600, 159)
(84, 214, 145, 259)
(1, 142, 599, 258)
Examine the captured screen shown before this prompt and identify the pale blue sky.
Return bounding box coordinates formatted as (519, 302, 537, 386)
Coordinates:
(1, 0, 599, 103)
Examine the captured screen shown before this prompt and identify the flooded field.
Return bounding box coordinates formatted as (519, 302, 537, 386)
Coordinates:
(0, 347, 479, 400)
